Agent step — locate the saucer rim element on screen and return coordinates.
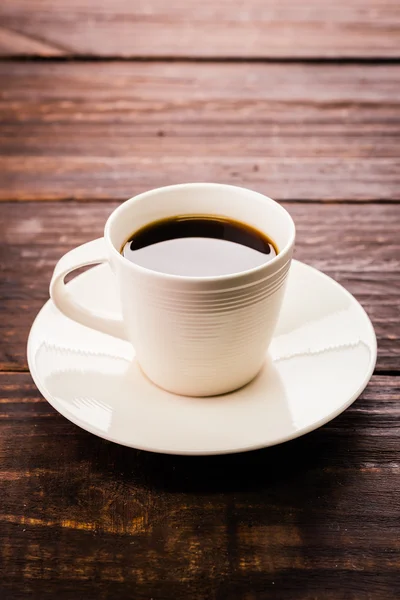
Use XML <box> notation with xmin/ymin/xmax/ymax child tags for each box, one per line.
<box><xmin>27</xmin><ymin>260</ymin><xmax>377</xmax><ymax>456</ymax></box>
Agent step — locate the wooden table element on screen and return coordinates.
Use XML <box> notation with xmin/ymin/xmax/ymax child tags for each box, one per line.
<box><xmin>0</xmin><ymin>2</ymin><xmax>399</xmax><ymax>598</ymax></box>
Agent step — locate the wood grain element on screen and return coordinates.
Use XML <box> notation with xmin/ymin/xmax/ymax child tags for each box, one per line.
<box><xmin>0</xmin><ymin>201</ymin><xmax>399</xmax><ymax>372</ymax></box>
<box><xmin>0</xmin><ymin>61</ymin><xmax>399</xmax><ymax>202</ymax></box>
<box><xmin>0</xmin><ymin>3</ymin><xmax>399</xmax><ymax>597</ymax></box>
<box><xmin>0</xmin><ymin>372</ymin><xmax>399</xmax><ymax>599</ymax></box>
<box><xmin>0</xmin><ymin>0</ymin><xmax>399</xmax><ymax>58</ymax></box>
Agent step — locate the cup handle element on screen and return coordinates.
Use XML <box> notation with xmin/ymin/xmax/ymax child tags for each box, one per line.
<box><xmin>49</xmin><ymin>238</ymin><xmax>127</xmax><ymax>340</ymax></box>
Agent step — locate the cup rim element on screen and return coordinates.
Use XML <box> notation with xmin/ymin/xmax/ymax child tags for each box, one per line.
<box><xmin>104</xmin><ymin>183</ymin><xmax>296</xmax><ymax>283</ymax></box>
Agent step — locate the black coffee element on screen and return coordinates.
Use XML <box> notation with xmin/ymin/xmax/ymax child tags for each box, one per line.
<box><xmin>121</xmin><ymin>215</ymin><xmax>278</xmax><ymax>277</ymax></box>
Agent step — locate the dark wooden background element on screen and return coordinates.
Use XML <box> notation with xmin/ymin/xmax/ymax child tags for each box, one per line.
<box><xmin>0</xmin><ymin>1</ymin><xmax>399</xmax><ymax>598</ymax></box>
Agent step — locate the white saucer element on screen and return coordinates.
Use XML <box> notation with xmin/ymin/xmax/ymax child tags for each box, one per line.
<box><xmin>27</xmin><ymin>260</ymin><xmax>377</xmax><ymax>455</ymax></box>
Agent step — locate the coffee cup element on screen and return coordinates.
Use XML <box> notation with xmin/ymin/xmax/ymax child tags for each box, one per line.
<box><xmin>50</xmin><ymin>183</ymin><xmax>295</xmax><ymax>396</ymax></box>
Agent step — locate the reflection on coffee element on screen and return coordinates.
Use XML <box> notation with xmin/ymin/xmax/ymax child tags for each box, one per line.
<box><xmin>121</xmin><ymin>215</ymin><xmax>278</xmax><ymax>277</ymax></box>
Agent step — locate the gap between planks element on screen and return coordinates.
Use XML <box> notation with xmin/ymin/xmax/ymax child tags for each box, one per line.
<box><xmin>1</xmin><ymin>369</ymin><xmax>399</xmax><ymax>376</ymax></box>
<box><xmin>1</xmin><ymin>199</ymin><xmax>399</xmax><ymax>205</ymax></box>
<box><xmin>1</xmin><ymin>56</ymin><xmax>400</xmax><ymax>64</ymax></box>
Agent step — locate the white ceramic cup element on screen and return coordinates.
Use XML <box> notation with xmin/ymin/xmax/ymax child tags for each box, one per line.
<box><xmin>50</xmin><ymin>183</ymin><xmax>295</xmax><ymax>396</ymax></box>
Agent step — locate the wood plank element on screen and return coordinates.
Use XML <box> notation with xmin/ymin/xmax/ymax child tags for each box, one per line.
<box><xmin>1</xmin><ymin>61</ymin><xmax>399</xmax><ymax>202</ymax></box>
<box><xmin>0</xmin><ymin>372</ymin><xmax>399</xmax><ymax>598</ymax></box>
<box><xmin>0</xmin><ymin>0</ymin><xmax>399</xmax><ymax>58</ymax></box>
<box><xmin>0</xmin><ymin>202</ymin><xmax>399</xmax><ymax>372</ymax></box>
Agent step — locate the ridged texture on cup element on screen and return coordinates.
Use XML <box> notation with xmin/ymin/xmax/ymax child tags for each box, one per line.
<box><xmin>121</xmin><ymin>259</ymin><xmax>291</xmax><ymax>396</ymax></box>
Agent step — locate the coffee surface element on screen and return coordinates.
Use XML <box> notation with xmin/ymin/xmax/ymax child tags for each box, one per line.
<box><xmin>122</xmin><ymin>215</ymin><xmax>277</xmax><ymax>277</ymax></box>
